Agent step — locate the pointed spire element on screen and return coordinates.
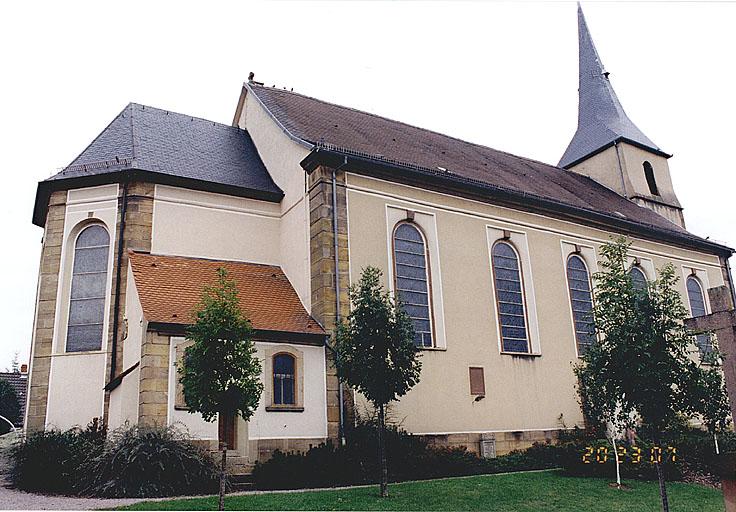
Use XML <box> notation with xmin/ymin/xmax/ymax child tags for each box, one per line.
<box><xmin>559</xmin><ymin>3</ymin><xmax>667</xmax><ymax>168</ymax></box>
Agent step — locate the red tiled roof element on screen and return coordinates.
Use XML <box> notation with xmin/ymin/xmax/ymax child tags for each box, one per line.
<box><xmin>129</xmin><ymin>252</ymin><xmax>325</xmax><ymax>337</ymax></box>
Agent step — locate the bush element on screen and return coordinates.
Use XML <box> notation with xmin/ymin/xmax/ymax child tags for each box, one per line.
<box><xmin>81</xmin><ymin>424</ymin><xmax>219</xmax><ymax>498</ymax></box>
<box><xmin>7</xmin><ymin>422</ymin><xmax>218</xmax><ymax>498</ymax></box>
<box><xmin>252</xmin><ymin>420</ymin><xmax>558</xmax><ymax>490</ymax></box>
<box><xmin>0</xmin><ymin>380</ymin><xmax>20</xmax><ymax>434</ymax></box>
<box><xmin>8</xmin><ymin>419</ymin><xmax>106</xmax><ymax>494</ymax></box>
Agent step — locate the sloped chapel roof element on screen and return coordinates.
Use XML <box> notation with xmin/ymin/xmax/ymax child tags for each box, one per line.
<box><xmin>246</xmin><ymin>83</ymin><xmax>731</xmax><ymax>256</ymax></box>
<box><xmin>33</xmin><ymin>103</ymin><xmax>282</xmax><ymax>226</ymax></box>
<box><xmin>129</xmin><ymin>251</ymin><xmax>326</xmax><ymax>341</ymax></box>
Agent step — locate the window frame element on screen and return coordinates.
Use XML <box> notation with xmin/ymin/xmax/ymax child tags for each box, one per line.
<box><xmin>265</xmin><ymin>347</ymin><xmax>305</xmax><ymax>413</ymax></box>
<box><xmin>65</xmin><ymin>223</ymin><xmax>111</xmax><ymax>353</ymax></box>
<box><xmin>391</xmin><ymin>220</ymin><xmax>436</xmax><ymax>349</ymax></box>
<box><xmin>271</xmin><ymin>352</ymin><xmax>297</xmax><ymax>406</ymax></box>
<box><xmin>565</xmin><ymin>253</ymin><xmax>596</xmax><ymax>358</ymax></box>
<box><xmin>643</xmin><ymin>161</ymin><xmax>660</xmax><ymax>196</ymax></box>
<box><xmin>490</xmin><ymin>239</ymin><xmax>532</xmax><ymax>355</ymax></box>
<box><xmin>685</xmin><ymin>275</ymin><xmax>713</xmax><ymax>358</ymax></box>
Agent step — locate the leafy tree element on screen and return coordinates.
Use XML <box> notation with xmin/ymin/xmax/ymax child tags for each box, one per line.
<box><xmin>575</xmin><ymin>237</ymin><xmax>729</xmax><ymax>512</ymax></box>
<box><xmin>0</xmin><ymin>379</ymin><xmax>20</xmax><ymax>434</ymax></box>
<box><xmin>334</xmin><ymin>266</ymin><xmax>422</xmax><ymax>497</ymax></box>
<box><xmin>179</xmin><ymin>268</ymin><xmax>263</xmax><ymax>510</ymax></box>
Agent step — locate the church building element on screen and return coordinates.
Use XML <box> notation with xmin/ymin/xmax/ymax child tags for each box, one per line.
<box><xmin>24</xmin><ymin>5</ymin><xmax>733</xmax><ymax>464</ymax></box>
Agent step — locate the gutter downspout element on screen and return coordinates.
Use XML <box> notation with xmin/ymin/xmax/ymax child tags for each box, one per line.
<box><xmin>332</xmin><ymin>156</ymin><xmax>348</xmax><ymax>445</ymax></box>
<box><xmin>110</xmin><ymin>180</ymin><xmax>129</xmax><ymax>383</ymax></box>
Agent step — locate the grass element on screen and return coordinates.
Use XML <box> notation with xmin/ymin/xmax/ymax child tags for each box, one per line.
<box><xmin>114</xmin><ymin>470</ymin><xmax>724</xmax><ymax>511</ymax></box>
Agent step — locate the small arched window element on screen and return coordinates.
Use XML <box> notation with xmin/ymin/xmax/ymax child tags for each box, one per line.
<box><xmin>67</xmin><ymin>225</ymin><xmax>110</xmax><ymax>352</ymax></box>
<box><xmin>566</xmin><ymin>255</ymin><xmax>595</xmax><ymax>356</ymax></box>
<box><xmin>393</xmin><ymin>222</ymin><xmax>433</xmax><ymax>347</ymax></box>
<box><xmin>491</xmin><ymin>241</ymin><xmax>529</xmax><ymax>353</ymax></box>
<box><xmin>643</xmin><ymin>161</ymin><xmax>660</xmax><ymax>196</ymax></box>
<box><xmin>630</xmin><ymin>266</ymin><xmax>648</xmax><ymax>293</ymax></box>
<box><xmin>273</xmin><ymin>354</ymin><xmax>296</xmax><ymax>405</ymax></box>
<box><xmin>686</xmin><ymin>276</ymin><xmax>713</xmax><ymax>356</ymax></box>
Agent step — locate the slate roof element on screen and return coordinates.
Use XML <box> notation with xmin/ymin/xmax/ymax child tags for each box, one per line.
<box><xmin>247</xmin><ymin>83</ymin><xmax>729</xmax><ymax>255</ymax></box>
<box><xmin>129</xmin><ymin>252</ymin><xmax>326</xmax><ymax>338</ymax></box>
<box><xmin>0</xmin><ymin>372</ymin><xmax>28</xmax><ymax>427</ymax></box>
<box><xmin>558</xmin><ymin>5</ymin><xmax>668</xmax><ymax>168</ymax></box>
<box><xmin>33</xmin><ymin>103</ymin><xmax>282</xmax><ymax>226</ymax></box>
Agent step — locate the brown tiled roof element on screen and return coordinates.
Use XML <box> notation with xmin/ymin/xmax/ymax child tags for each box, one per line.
<box><xmin>129</xmin><ymin>252</ymin><xmax>325</xmax><ymax>337</ymax></box>
<box><xmin>248</xmin><ymin>83</ymin><xmax>731</xmax><ymax>255</ymax></box>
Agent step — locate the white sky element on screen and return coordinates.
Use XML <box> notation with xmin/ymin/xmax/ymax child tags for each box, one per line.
<box><xmin>0</xmin><ymin>0</ymin><xmax>734</xmax><ymax>369</ymax></box>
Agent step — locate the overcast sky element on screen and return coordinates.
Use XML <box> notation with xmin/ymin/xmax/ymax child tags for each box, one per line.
<box><xmin>1</xmin><ymin>0</ymin><xmax>734</xmax><ymax>369</ymax></box>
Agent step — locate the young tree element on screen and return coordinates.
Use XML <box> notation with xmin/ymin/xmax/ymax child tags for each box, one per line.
<box><xmin>0</xmin><ymin>379</ymin><xmax>20</xmax><ymax>434</ymax></box>
<box><xmin>334</xmin><ymin>266</ymin><xmax>422</xmax><ymax>497</ymax></box>
<box><xmin>179</xmin><ymin>268</ymin><xmax>263</xmax><ymax>511</ymax></box>
<box><xmin>575</xmin><ymin>238</ymin><xmax>729</xmax><ymax>512</ymax></box>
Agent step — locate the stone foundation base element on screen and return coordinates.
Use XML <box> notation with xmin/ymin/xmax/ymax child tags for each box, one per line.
<box><xmin>422</xmin><ymin>429</ymin><xmax>559</xmax><ymax>457</ymax></box>
<box><xmin>250</xmin><ymin>437</ymin><xmax>327</xmax><ymax>462</ymax></box>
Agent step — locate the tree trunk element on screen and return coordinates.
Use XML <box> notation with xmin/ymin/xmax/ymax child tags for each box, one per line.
<box><xmin>217</xmin><ymin>413</ymin><xmax>229</xmax><ymax>512</ymax></box>
<box><xmin>378</xmin><ymin>404</ymin><xmax>388</xmax><ymax>498</ymax></box>
<box><xmin>611</xmin><ymin>436</ymin><xmax>622</xmax><ymax>488</ymax></box>
<box><xmin>654</xmin><ymin>454</ymin><xmax>669</xmax><ymax>512</ymax></box>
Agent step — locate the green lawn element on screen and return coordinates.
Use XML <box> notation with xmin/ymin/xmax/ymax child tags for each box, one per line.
<box><xmin>115</xmin><ymin>470</ymin><xmax>724</xmax><ymax>511</ymax></box>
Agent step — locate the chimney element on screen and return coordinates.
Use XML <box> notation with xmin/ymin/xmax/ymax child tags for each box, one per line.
<box><xmin>20</xmin><ymin>364</ymin><xmax>28</xmax><ymax>374</ymax></box>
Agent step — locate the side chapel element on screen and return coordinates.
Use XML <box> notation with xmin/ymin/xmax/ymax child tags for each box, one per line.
<box><xmin>24</xmin><ymin>5</ymin><xmax>734</xmax><ymax>465</ymax></box>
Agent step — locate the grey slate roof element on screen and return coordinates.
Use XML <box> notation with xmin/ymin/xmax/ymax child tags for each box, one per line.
<box><xmin>34</xmin><ymin>103</ymin><xmax>282</xmax><ymax>225</ymax></box>
<box><xmin>558</xmin><ymin>5</ymin><xmax>668</xmax><ymax>168</ymax></box>
<box><xmin>0</xmin><ymin>372</ymin><xmax>27</xmax><ymax>427</ymax></box>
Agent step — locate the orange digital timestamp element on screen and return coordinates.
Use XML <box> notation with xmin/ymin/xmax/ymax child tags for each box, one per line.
<box><xmin>582</xmin><ymin>446</ymin><xmax>676</xmax><ymax>464</ymax></box>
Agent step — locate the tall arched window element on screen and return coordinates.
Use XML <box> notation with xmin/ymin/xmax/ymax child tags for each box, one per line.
<box><xmin>273</xmin><ymin>353</ymin><xmax>296</xmax><ymax>405</ymax></box>
<box><xmin>643</xmin><ymin>161</ymin><xmax>660</xmax><ymax>196</ymax></box>
<box><xmin>630</xmin><ymin>266</ymin><xmax>647</xmax><ymax>293</ymax></box>
<box><xmin>491</xmin><ymin>241</ymin><xmax>529</xmax><ymax>353</ymax></box>
<box><xmin>686</xmin><ymin>276</ymin><xmax>713</xmax><ymax>357</ymax></box>
<box><xmin>393</xmin><ymin>222</ymin><xmax>433</xmax><ymax>347</ymax></box>
<box><xmin>566</xmin><ymin>255</ymin><xmax>595</xmax><ymax>356</ymax></box>
<box><xmin>67</xmin><ymin>225</ymin><xmax>110</xmax><ymax>352</ymax></box>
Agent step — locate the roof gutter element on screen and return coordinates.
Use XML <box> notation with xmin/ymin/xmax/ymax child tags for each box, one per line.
<box><xmin>300</xmin><ymin>146</ymin><xmax>733</xmax><ymax>258</ymax></box>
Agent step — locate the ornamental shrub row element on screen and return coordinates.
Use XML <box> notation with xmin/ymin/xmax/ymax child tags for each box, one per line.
<box><xmin>252</xmin><ymin>421</ymin><xmax>559</xmax><ymax>490</ymax></box>
<box><xmin>5</xmin><ymin>421</ymin><xmax>218</xmax><ymax>497</ymax></box>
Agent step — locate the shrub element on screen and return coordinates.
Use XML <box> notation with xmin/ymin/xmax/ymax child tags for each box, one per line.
<box><xmin>81</xmin><ymin>424</ymin><xmax>219</xmax><ymax>498</ymax></box>
<box><xmin>252</xmin><ymin>420</ymin><xmax>558</xmax><ymax>490</ymax></box>
<box><xmin>0</xmin><ymin>380</ymin><xmax>20</xmax><ymax>434</ymax></box>
<box><xmin>8</xmin><ymin>419</ymin><xmax>106</xmax><ymax>494</ymax></box>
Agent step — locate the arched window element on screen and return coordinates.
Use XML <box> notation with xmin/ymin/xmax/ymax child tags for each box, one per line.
<box><xmin>566</xmin><ymin>255</ymin><xmax>595</xmax><ymax>356</ymax></box>
<box><xmin>66</xmin><ymin>225</ymin><xmax>110</xmax><ymax>352</ymax></box>
<box><xmin>273</xmin><ymin>353</ymin><xmax>296</xmax><ymax>405</ymax></box>
<box><xmin>630</xmin><ymin>266</ymin><xmax>648</xmax><ymax>293</ymax></box>
<box><xmin>686</xmin><ymin>276</ymin><xmax>713</xmax><ymax>356</ymax></box>
<box><xmin>643</xmin><ymin>161</ymin><xmax>660</xmax><ymax>196</ymax></box>
<box><xmin>491</xmin><ymin>241</ymin><xmax>529</xmax><ymax>353</ymax></box>
<box><xmin>393</xmin><ymin>222</ymin><xmax>433</xmax><ymax>347</ymax></box>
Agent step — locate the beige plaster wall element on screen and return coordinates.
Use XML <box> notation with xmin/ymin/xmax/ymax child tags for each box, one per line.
<box><xmin>108</xmin><ymin>266</ymin><xmax>145</xmax><ymax>430</ymax></box>
<box><xmin>167</xmin><ymin>338</ymin><xmax>327</xmax><ymax>442</ymax></box>
<box><xmin>238</xmin><ymin>89</ymin><xmax>313</xmax><ymax>309</ymax></box>
<box><xmin>151</xmin><ymin>185</ymin><xmax>281</xmax><ymax>265</ymax></box>
<box><xmin>45</xmin><ymin>185</ymin><xmax>118</xmax><ymax>430</ymax></box>
<box><xmin>345</xmin><ymin>172</ymin><xmax>724</xmax><ymax>435</ymax></box>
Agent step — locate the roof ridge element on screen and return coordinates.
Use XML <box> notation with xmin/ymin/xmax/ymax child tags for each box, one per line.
<box><xmin>61</xmin><ymin>103</ymin><xmax>135</xmax><ymax>172</ymax></box>
<box><xmin>131</xmin><ymin>251</ymin><xmax>284</xmax><ymax>271</ymax></box>
<box><xmin>248</xmin><ymin>83</ymin><xmax>567</xmax><ymax>173</ymax></box>
<box><xmin>127</xmin><ymin>102</ymin><xmax>244</xmax><ymax>132</ymax></box>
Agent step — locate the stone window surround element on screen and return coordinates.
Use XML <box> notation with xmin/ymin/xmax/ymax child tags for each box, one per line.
<box><xmin>264</xmin><ymin>345</ymin><xmax>305</xmax><ymax>413</ymax></box>
<box><xmin>486</xmin><ymin>226</ymin><xmax>541</xmax><ymax>355</ymax></box>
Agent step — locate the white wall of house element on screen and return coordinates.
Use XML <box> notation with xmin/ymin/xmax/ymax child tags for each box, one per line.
<box><xmin>108</xmin><ymin>266</ymin><xmax>144</xmax><ymax>431</ymax></box>
<box><xmin>167</xmin><ymin>337</ymin><xmax>327</xmax><ymax>441</ymax></box>
<box><xmin>46</xmin><ymin>184</ymin><xmax>119</xmax><ymax>430</ymax></box>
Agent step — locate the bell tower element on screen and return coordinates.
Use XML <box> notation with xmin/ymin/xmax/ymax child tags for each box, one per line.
<box><xmin>559</xmin><ymin>4</ymin><xmax>685</xmax><ymax>228</ymax></box>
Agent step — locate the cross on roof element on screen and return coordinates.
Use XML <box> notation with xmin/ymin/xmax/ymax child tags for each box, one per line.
<box><xmin>685</xmin><ymin>285</ymin><xmax>736</xmax><ymax>420</ymax></box>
